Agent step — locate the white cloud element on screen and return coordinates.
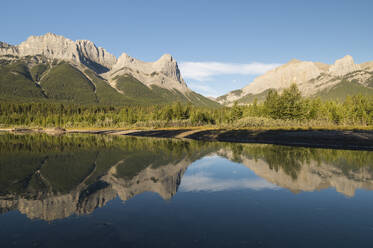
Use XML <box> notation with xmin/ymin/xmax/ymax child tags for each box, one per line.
<box><xmin>188</xmin><ymin>83</ymin><xmax>219</xmax><ymax>96</ymax></box>
<box><xmin>179</xmin><ymin>61</ymin><xmax>281</xmax><ymax>81</ymax></box>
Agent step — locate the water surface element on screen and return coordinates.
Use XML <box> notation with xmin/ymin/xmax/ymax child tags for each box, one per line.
<box><xmin>0</xmin><ymin>133</ymin><xmax>372</xmax><ymax>248</ymax></box>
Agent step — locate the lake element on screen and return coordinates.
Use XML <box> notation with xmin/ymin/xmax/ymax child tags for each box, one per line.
<box><xmin>0</xmin><ymin>133</ymin><xmax>372</xmax><ymax>248</ymax></box>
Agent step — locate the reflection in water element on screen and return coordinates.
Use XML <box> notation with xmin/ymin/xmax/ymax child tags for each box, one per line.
<box><xmin>0</xmin><ymin>133</ymin><xmax>372</xmax><ymax>221</ymax></box>
<box><xmin>180</xmin><ymin>155</ymin><xmax>279</xmax><ymax>192</ymax></box>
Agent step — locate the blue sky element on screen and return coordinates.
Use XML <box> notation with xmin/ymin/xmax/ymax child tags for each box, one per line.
<box><xmin>2</xmin><ymin>0</ymin><xmax>373</xmax><ymax>97</ymax></box>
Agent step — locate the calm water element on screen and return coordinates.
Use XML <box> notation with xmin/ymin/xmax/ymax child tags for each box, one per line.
<box><xmin>0</xmin><ymin>133</ymin><xmax>373</xmax><ymax>248</ymax></box>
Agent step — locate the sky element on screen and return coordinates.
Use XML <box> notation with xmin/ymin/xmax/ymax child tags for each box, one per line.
<box><xmin>1</xmin><ymin>0</ymin><xmax>373</xmax><ymax>97</ymax></box>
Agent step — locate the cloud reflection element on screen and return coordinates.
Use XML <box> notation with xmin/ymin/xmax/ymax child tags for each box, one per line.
<box><xmin>180</xmin><ymin>172</ymin><xmax>279</xmax><ymax>192</ymax></box>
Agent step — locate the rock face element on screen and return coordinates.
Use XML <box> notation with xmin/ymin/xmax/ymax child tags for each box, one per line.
<box><xmin>243</xmin><ymin>59</ymin><xmax>326</xmax><ymax>95</ymax></box>
<box><xmin>328</xmin><ymin>55</ymin><xmax>360</xmax><ymax>76</ymax></box>
<box><xmin>107</xmin><ymin>52</ymin><xmax>189</xmax><ymax>93</ymax></box>
<box><xmin>0</xmin><ymin>33</ymin><xmax>117</xmax><ymax>72</ymax></box>
<box><xmin>218</xmin><ymin>55</ymin><xmax>373</xmax><ymax>105</ymax></box>
<box><xmin>360</xmin><ymin>61</ymin><xmax>373</xmax><ymax>72</ymax></box>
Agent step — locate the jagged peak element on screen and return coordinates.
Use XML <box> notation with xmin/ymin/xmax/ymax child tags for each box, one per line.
<box><xmin>76</xmin><ymin>39</ymin><xmax>95</xmax><ymax>45</ymax></box>
<box><xmin>328</xmin><ymin>54</ymin><xmax>360</xmax><ymax>76</ymax></box>
<box><xmin>333</xmin><ymin>54</ymin><xmax>354</xmax><ymax>64</ymax></box>
<box><xmin>157</xmin><ymin>53</ymin><xmax>174</xmax><ymax>62</ymax></box>
<box><xmin>117</xmin><ymin>52</ymin><xmax>134</xmax><ymax>62</ymax></box>
<box><xmin>109</xmin><ymin>51</ymin><xmax>187</xmax><ymax>93</ymax></box>
<box><xmin>116</xmin><ymin>53</ymin><xmax>175</xmax><ymax>65</ymax></box>
<box><xmin>24</xmin><ymin>32</ymin><xmax>73</xmax><ymax>43</ymax></box>
<box><xmin>75</xmin><ymin>39</ymin><xmax>106</xmax><ymax>51</ymax></box>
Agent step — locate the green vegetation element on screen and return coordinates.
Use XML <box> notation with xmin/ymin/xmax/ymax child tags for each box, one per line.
<box><xmin>242</xmin><ymin>84</ymin><xmax>373</xmax><ymax>126</ymax></box>
<box><xmin>30</xmin><ymin>63</ymin><xmax>49</xmax><ymax>82</ymax></box>
<box><xmin>113</xmin><ymin>74</ymin><xmax>219</xmax><ymax>107</ymax></box>
<box><xmin>0</xmin><ymin>60</ymin><xmax>45</xmax><ymax>99</ymax></box>
<box><xmin>40</xmin><ymin>62</ymin><xmax>98</xmax><ymax>104</ymax></box>
<box><xmin>315</xmin><ymin>80</ymin><xmax>373</xmax><ymax>100</ymax></box>
<box><xmin>115</xmin><ymin>74</ymin><xmax>158</xmax><ymax>100</ymax></box>
<box><xmin>0</xmin><ymin>84</ymin><xmax>372</xmax><ymax>128</ymax></box>
<box><xmin>237</xmin><ymin>89</ymin><xmax>271</xmax><ymax>105</ymax></box>
<box><xmin>84</xmin><ymin>70</ymin><xmax>133</xmax><ymax>105</ymax></box>
<box><xmin>228</xmin><ymin>143</ymin><xmax>373</xmax><ymax>180</ymax></box>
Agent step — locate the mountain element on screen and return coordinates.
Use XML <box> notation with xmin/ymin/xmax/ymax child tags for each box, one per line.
<box><xmin>218</xmin><ymin>55</ymin><xmax>373</xmax><ymax>105</ymax></box>
<box><xmin>0</xmin><ymin>33</ymin><xmax>219</xmax><ymax>107</ymax></box>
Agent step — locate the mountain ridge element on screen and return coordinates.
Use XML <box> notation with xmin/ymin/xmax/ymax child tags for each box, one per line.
<box><xmin>218</xmin><ymin>55</ymin><xmax>373</xmax><ymax>105</ymax></box>
<box><xmin>0</xmin><ymin>33</ymin><xmax>218</xmax><ymax>107</ymax></box>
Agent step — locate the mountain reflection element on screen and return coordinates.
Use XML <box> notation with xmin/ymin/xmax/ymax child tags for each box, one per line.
<box><xmin>0</xmin><ymin>133</ymin><xmax>372</xmax><ymax>221</ymax></box>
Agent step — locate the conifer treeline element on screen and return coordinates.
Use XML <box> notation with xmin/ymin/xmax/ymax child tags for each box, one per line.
<box><xmin>0</xmin><ymin>85</ymin><xmax>372</xmax><ymax>128</ymax></box>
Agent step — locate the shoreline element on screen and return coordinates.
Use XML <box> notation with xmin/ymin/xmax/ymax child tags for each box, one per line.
<box><xmin>1</xmin><ymin>127</ymin><xmax>373</xmax><ymax>151</ymax></box>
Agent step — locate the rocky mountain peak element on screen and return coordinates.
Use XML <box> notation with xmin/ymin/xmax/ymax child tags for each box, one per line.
<box><xmin>115</xmin><ymin>52</ymin><xmax>136</xmax><ymax>66</ymax></box>
<box><xmin>110</xmin><ymin>52</ymin><xmax>188</xmax><ymax>92</ymax></box>
<box><xmin>241</xmin><ymin>59</ymin><xmax>322</xmax><ymax>95</ymax></box>
<box><xmin>154</xmin><ymin>54</ymin><xmax>182</xmax><ymax>80</ymax></box>
<box><xmin>75</xmin><ymin>39</ymin><xmax>117</xmax><ymax>71</ymax></box>
<box><xmin>0</xmin><ymin>33</ymin><xmax>116</xmax><ymax>72</ymax></box>
<box><xmin>328</xmin><ymin>55</ymin><xmax>360</xmax><ymax>76</ymax></box>
<box><xmin>158</xmin><ymin>53</ymin><xmax>173</xmax><ymax>62</ymax></box>
<box><xmin>17</xmin><ymin>33</ymin><xmax>78</xmax><ymax>62</ymax></box>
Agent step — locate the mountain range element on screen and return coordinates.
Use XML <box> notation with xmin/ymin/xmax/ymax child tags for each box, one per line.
<box><xmin>0</xmin><ymin>33</ymin><xmax>218</xmax><ymax>107</ymax></box>
<box><xmin>217</xmin><ymin>55</ymin><xmax>373</xmax><ymax>105</ymax></box>
<box><xmin>1</xmin><ymin>33</ymin><xmax>373</xmax><ymax>107</ymax></box>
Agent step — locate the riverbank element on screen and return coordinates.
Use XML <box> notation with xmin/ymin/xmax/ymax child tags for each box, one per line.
<box><xmin>121</xmin><ymin>129</ymin><xmax>373</xmax><ymax>150</ymax></box>
<box><xmin>1</xmin><ymin>127</ymin><xmax>373</xmax><ymax>150</ymax></box>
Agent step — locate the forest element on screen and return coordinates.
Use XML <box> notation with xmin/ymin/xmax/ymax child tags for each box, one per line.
<box><xmin>0</xmin><ymin>84</ymin><xmax>372</xmax><ymax>129</ymax></box>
